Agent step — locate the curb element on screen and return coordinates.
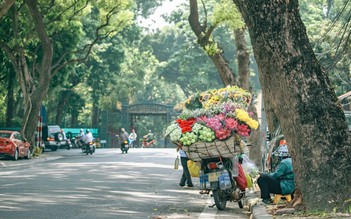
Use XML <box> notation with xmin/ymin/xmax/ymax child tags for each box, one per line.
<box><xmin>245</xmin><ymin>192</ymin><xmax>273</xmax><ymax>219</ymax></box>
<box><xmin>0</xmin><ymin>155</ymin><xmax>62</xmax><ymax>168</ymax></box>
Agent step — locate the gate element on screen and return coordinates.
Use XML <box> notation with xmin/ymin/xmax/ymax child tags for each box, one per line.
<box><xmin>100</xmin><ymin>103</ymin><xmax>178</xmax><ymax>148</ymax></box>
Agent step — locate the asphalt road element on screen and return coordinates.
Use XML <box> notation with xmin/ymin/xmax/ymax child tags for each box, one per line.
<box><xmin>0</xmin><ymin>148</ymin><xmax>249</xmax><ymax>219</ymax></box>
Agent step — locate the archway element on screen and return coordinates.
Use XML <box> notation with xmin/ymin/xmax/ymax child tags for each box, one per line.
<box><xmin>121</xmin><ymin>103</ymin><xmax>176</xmax><ymax>147</ymax></box>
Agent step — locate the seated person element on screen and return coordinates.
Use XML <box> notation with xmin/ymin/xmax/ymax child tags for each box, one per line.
<box><xmin>257</xmin><ymin>143</ymin><xmax>294</xmax><ymax>204</ymax></box>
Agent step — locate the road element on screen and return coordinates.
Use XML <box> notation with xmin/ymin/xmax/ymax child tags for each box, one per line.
<box><xmin>0</xmin><ymin>148</ymin><xmax>249</xmax><ymax>219</ymax></box>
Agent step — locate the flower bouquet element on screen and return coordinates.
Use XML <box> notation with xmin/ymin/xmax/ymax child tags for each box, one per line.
<box><xmin>164</xmin><ymin>86</ymin><xmax>259</xmax><ymax>161</ymax></box>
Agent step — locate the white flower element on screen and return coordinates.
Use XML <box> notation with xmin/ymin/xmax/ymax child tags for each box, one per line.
<box><xmin>192</xmin><ymin>123</ymin><xmax>205</xmax><ymax>134</ymax></box>
<box><xmin>170</xmin><ymin>128</ymin><xmax>182</xmax><ymax>142</ymax></box>
<box><xmin>164</xmin><ymin>123</ymin><xmax>179</xmax><ymax>137</ymax></box>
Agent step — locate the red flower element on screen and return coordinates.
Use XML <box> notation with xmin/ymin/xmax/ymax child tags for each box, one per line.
<box><xmin>215</xmin><ymin>128</ymin><xmax>231</xmax><ymax>140</ymax></box>
<box><xmin>236</xmin><ymin>124</ymin><xmax>251</xmax><ymax>136</ymax></box>
<box><xmin>177</xmin><ymin>118</ymin><xmax>196</xmax><ymax>133</ymax></box>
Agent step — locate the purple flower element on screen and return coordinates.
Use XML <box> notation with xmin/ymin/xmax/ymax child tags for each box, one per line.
<box><xmin>205</xmin><ymin>117</ymin><xmax>223</xmax><ymax>131</ymax></box>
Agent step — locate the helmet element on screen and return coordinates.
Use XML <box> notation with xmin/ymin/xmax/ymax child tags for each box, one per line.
<box><xmin>80</xmin><ymin>129</ymin><xmax>83</xmax><ymax>132</ymax></box>
<box><xmin>277</xmin><ymin>145</ymin><xmax>290</xmax><ymax>157</ymax></box>
<box><xmin>279</xmin><ymin>140</ymin><xmax>287</xmax><ymax>146</ymax></box>
<box><xmin>86</xmin><ymin>129</ymin><xmax>90</xmax><ymax>133</ymax></box>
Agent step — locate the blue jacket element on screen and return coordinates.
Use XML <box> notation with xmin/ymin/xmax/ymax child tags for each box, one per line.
<box><xmin>271</xmin><ymin>158</ymin><xmax>295</xmax><ymax>195</ymax></box>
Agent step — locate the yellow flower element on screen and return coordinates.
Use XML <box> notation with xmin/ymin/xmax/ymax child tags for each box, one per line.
<box><xmin>235</xmin><ymin>109</ymin><xmax>259</xmax><ymax>130</ymax></box>
<box><xmin>235</xmin><ymin>109</ymin><xmax>250</xmax><ymax>122</ymax></box>
<box><xmin>247</xmin><ymin>119</ymin><xmax>259</xmax><ymax>130</ymax></box>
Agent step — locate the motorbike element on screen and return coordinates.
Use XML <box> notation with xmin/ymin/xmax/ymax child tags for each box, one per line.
<box><xmin>121</xmin><ymin>140</ymin><xmax>129</xmax><ymax>153</ymax></box>
<box><xmin>199</xmin><ymin>157</ymin><xmax>246</xmax><ymax>210</ymax></box>
<box><xmin>82</xmin><ymin>140</ymin><xmax>96</xmax><ymax>155</ymax></box>
<box><xmin>72</xmin><ymin>136</ymin><xmax>84</xmax><ymax>149</ymax></box>
<box><xmin>142</xmin><ymin>137</ymin><xmax>155</xmax><ymax>148</ymax></box>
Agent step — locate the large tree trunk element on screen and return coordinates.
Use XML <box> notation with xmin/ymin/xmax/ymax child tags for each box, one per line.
<box><xmin>233</xmin><ymin>0</ymin><xmax>351</xmax><ymax>212</ymax></box>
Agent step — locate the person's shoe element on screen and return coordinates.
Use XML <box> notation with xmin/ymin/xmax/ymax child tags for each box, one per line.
<box><xmin>182</xmin><ymin>185</ymin><xmax>194</xmax><ymax>189</ymax></box>
<box><xmin>262</xmin><ymin>199</ymin><xmax>274</xmax><ymax>205</ymax></box>
<box><xmin>179</xmin><ymin>183</ymin><xmax>185</xmax><ymax>187</ymax></box>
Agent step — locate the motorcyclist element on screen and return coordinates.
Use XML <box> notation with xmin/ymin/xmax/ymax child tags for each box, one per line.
<box><xmin>142</xmin><ymin>130</ymin><xmax>155</xmax><ymax>147</ymax></box>
<box><xmin>82</xmin><ymin>129</ymin><xmax>94</xmax><ymax>144</ymax></box>
<box><xmin>76</xmin><ymin>129</ymin><xmax>85</xmax><ymax>148</ymax></box>
<box><xmin>119</xmin><ymin>128</ymin><xmax>129</xmax><ymax>149</ymax></box>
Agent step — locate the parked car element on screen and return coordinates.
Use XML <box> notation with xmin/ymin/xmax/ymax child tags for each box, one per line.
<box><xmin>0</xmin><ymin>130</ymin><xmax>31</xmax><ymax>160</ymax></box>
<box><xmin>42</xmin><ymin>125</ymin><xmax>64</xmax><ymax>151</ymax></box>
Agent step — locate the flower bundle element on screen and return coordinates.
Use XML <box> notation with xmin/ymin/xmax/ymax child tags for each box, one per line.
<box><xmin>164</xmin><ymin>86</ymin><xmax>259</xmax><ymax>146</ymax></box>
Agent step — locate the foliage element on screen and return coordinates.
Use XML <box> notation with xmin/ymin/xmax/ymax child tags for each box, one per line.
<box><xmin>211</xmin><ymin>0</ymin><xmax>244</xmax><ymax>29</ymax></box>
<box><xmin>204</xmin><ymin>42</ymin><xmax>221</xmax><ymax>56</ymax></box>
<box><xmin>300</xmin><ymin>0</ymin><xmax>351</xmax><ymax>94</ymax></box>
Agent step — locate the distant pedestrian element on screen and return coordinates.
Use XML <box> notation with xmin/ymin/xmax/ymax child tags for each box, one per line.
<box><xmin>129</xmin><ymin>129</ymin><xmax>137</xmax><ymax>148</ymax></box>
<box><xmin>177</xmin><ymin>145</ymin><xmax>193</xmax><ymax>188</ymax></box>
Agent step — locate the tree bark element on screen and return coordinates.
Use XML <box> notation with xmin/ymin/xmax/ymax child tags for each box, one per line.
<box><xmin>188</xmin><ymin>0</ymin><xmax>236</xmax><ymax>86</ymax></box>
<box><xmin>233</xmin><ymin>0</ymin><xmax>351</xmax><ymax>212</ymax></box>
<box><xmin>0</xmin><ymin>0</ymin><xmax>15</xmax><ymax>19</ymax></box>
<box><xmin>92</xmin><ymin>103</ymin><xmax>99</xmax><ymax>127</ymax></box>
<box><xmin>234</xmin><ymin>28</ymin><xmax>250</xmax><ymax>91</ymax></box>
<box><xmin>56</xmin><ymin>91</ymin><xmax>70</xmax><ymax>126</ymax></box>
<box><xmin>5</xmin><ymin>71</ymin><xmax>15</xmax><ymax>127</ymax></box>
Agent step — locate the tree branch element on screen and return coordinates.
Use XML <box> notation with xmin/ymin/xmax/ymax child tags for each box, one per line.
<box><xmin>51</xmin><ymin>5</ymin><xmax>123</xmax><ymax>75</ymax></box>
<box><xmin>0</xmin><ymin>0</ymin><xmax>16</xmax><ymax>19</ymax></box>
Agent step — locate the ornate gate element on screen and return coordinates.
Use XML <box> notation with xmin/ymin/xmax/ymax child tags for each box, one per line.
<box><xmin>121</xmin><ymin>103</ymin><xmax>176</xmax><ymax>147</ymax></box>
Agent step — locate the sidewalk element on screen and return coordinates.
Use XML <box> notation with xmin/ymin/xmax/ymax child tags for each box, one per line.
<box><xmin>245</xmin><ymin>190</ymin><xmax>273</xmax><ymax>219</ymax></box>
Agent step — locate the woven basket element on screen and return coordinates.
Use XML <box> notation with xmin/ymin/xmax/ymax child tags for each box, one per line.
<box><xmin>180</xmin><ymin>135</ymin><xmax>242</xmax><ymax>161</ymax></box>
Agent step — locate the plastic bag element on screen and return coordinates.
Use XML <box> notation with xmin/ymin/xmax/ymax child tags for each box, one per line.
<box><xmin>245</xmin><ymin>173</ymin><xmax>253</xmax><ymax>189</ymax></box>
<box><xmin>187</xmin><ymin>160</ymin><xmax>201</xmax><ymax>177</ymax></box>
<box><xmin>174</xmin><ymin>156</ymin><xmax>179</xmax><ymax>170</ymax></box>
<box><xmin>241</xmin><ymin>154</ymin><xmax>259</xmax><ymax>178</ymax></box>
<box><xmin>234</xmin><ymin>163</ymin><xmax>247</xmax><ymax>191</ymax></box>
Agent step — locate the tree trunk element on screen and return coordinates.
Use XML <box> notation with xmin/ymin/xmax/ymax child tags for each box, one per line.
<box><xmin>19</xmin><ymin>0</ymin><xmax>53</xmax><ymax>146</ymax></box>
<box><xmin>92</xmin><ymin>103</ymin><xmax>99</xmax><ymax>127</ymax></box>
<box><xmin>234</xmin><ymin>28</ymin><xmax>250</xmax><ymax>91</ymax></box>
<box><xmin>0</xmin><ymin>0</ymin><xmax>15</xmax><ymax>19</ymax></box>
<box><xmin>188</xmin><ymin>0</ymin><xmax>236</xmax><ymax>86</ymax></box>
<box><xmin>233</xmin><ymin>0</ymin><xmax>351</xmax><ymax>212</ymax></box>
<box><xmin>234</xmin><ymin>28</ymin><xmax>262</xmax><ymax>166</ymax></box>
<box><xmin>71</xmin><ymin>111</ymin><xmax>79</xmax><ymax>127</ymax></box>
<box><xmin>56</xmin><ymin>90</ymin><xmax>70</xmax><ymax>126</ymax></box>
<box><xmin>5</xmin><ymin>71</ymin><xmax>15</xmax><ymax>127</ymax></box>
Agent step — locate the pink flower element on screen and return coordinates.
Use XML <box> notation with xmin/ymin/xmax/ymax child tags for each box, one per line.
<box><xmin>214</xmin><ymin>113</ymin><xmax>226</xmax><ymax>121</ymax></box>
<box><xmin>196</xmin><ymin>116</ymin><xmax>208</xmax><ymax>123</ymax></box>
<box><xmin>205</xmin><ymin>117</ymin><xmax>223</xmax><ymax>131</ymax></box>
<box><xmin>225</xmin><ymin>118</ymin><xmax>238</xmax><ymax>130</ymax></box>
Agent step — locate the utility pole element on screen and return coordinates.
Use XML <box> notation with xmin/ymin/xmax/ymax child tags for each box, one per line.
<box><xmin>260</xmin><ymin>93</ymin><xmax>268</xmax><ymax>172</ymax></box>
